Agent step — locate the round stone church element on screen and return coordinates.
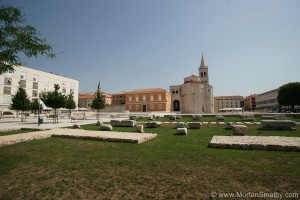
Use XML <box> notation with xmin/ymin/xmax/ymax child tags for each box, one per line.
<box><xmin>169</xmin><ymin>54</ymin><xmax>214</xmax><ymax>113</ymax></box>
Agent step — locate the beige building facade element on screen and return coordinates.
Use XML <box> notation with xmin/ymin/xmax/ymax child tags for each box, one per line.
<box><xmin>170</xmin><ymin>54</ymin><xmax>214</xmax><ymax>113</ymax></box>
<box><xmin>256</xmin><ymin>89</ymin><xmax>279</xmax><ymax>112</ymax></box>
<box><xmin>125</xmin><ymin>88</ymin><xmax>171</xmax><ymax>112</ymax></box>
<box><xmin>244</xmin><ymin>94</ymin><xmax>257</xmax><ymax>111</ymax></box>
<box><xmin>78</xmin><ymin>92</ymin><xmax>112</xmax><ymax>110</ymax></box>
<box><xmin>0</xmin><ymin>66</ymin><xmax>79</xmax><ymax>112</ymax></box>
<box><xmin>214</xmin><ymin>95</ymin><xmax>244</xmax><ymax>112</ymax></box>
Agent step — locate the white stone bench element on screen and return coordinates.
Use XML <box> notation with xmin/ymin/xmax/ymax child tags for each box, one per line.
<box><xmin>71</xmin><ymin>115</ymin><xmax>87</xmax><ymax>122</ymax></box>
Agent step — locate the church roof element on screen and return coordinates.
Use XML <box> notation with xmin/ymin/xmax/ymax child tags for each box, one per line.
<box><xmin>200</xmin><ymin>53</ymin><xmax>207</xmax><ymax>68</ymax></box>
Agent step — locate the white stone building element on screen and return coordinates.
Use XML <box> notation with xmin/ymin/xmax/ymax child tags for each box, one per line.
<box><xmin>0</xmin><ymin>66</ymin><xmax>79</xmax><ymax>112</ymax></box>
<box><xmin>214</xmin><ymin>95</ymin><xmax>244</xmax><ymax>112</ymax></box>
<box><xmin>169</xmin><ymin>54</ymin><xmax>214</xmax><ymax>113</ymax></box>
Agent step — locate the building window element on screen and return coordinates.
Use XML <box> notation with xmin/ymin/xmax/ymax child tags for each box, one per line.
<box><xmin>135</xmin><ymin>96</ymin><xmax>139</xmax><ymax>102</ymax></box>
<box><xmin>158</xmin><ymin>94</ymin><xmax>162</xmax><ymax>101</ymax></box>
<box><xmin>20</xmin><ymin>72</ymin><xmax>27</xmax><ymax>79</ymax></box>
<box><xmin>135</xmin><ymin>104</ymin><xmax>139</xmax><ymax>110</ymax></box>
<box><xmin>32</xmin><ymin>90</ymin><xmax>38</xmax><ymax>97</ymax></box>
<box><xmin>158</xmin><ymin>104</ymin><xmax>162</xmax><ymax>110</ymax></box>
<box><xmin>150</xmin><ymin>95</ymin><xmax>154</xmax><ymax>101</ymax></box>
<box><xmin>4</xmin><ymin>77</ymin><xmax>12</xmax><ymax>86</ymax></box>
<box><xmin>150</xmin><ymin>104</ymin><xmax>154</xmax><ymax>110</ymax></box>
<box><xmin>44</xmin><ymin>85</ymin><xmax>49</xmax><ymax>92</ymax></box>
<box><xmin>20</xmin><ymin>80</ymin><xmax>26</xmax><ymax>88</ymax></box>
<box><xmin>33</xmin><ymin>75</ymin><xmax>39</xmax><ymax>82</ymax></box>
<box><xmin>129</xmin><ymin>96</ymin><xmax>132</xmax><ymax>102</ymax></box>
<box><xmin>33</xmin><ymin>82</ymin><xmax>38</xmax><ymax>89</ymax></box>
<box><xmin>129</xmin><ymin>105</ymin><xmax>132</xmax><ymax>111</ymax></box>
<box><xmin>142</xmin><ymin>95</ymin><xmax>146</xmax><ymax>101</ymax></box>
<box><xmin>3</xmin><ymin>86</ymin><xmax>11</xmax><ymax>95</ymax></box>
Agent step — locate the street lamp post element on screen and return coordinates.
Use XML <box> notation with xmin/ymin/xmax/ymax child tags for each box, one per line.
<box><xmin>38</xmin><ymin>94</ymin><xmax>41</xmax><ymax>126</ymax></box>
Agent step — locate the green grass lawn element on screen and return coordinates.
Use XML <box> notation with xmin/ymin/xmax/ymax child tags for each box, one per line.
<box><xmin>0</xmin><ymin>125</ymin><xmax>299</xmax><ymax>199</ymax></box>
<box><xmin>135</xmin><ymin>115</ymin><xmax>300</xmax><ymax>123</ymax></box>
<box><xmin>0</xmin><ymin>129</ymin><xmax>39</xmax><ymax>137</ymax></box>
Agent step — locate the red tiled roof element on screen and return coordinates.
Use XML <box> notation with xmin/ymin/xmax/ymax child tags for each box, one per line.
<box><xmin>79</xmin><ymin>93</ymin><xmax>95</xmax><ymax>99</ymax></box>
<box><xmin>111</xmin><ymin>91</ymin><xmax>126</xmax><ymax>95</ymax></box>
<box><xmin>214</xmin><ymin>95</ymin><xmax>243</xmax><ymax>98</ymax></box>
<box><xmin>79</xmin><ymin>92</ymin><xmax>111</xmax><ymax>99</ymax></box>
<box><xmin>127</xmin><ymin>88</ymin><xmax>166</xmax><ymax>93</ymax></box>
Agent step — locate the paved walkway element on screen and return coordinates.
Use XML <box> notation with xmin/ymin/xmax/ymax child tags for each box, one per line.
<box><xmin>209</xmin><ymin>136</ymin><xmax>300</xmax><ymax>152</ymax></box>
<box><xmin>0</xmin><ymin>116</ymin><xmax>113</xmax><ymax>131</ymax></box>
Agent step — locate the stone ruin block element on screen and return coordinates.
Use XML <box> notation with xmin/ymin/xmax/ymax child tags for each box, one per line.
<box><xmin>73</xmin><ymin>124</ymin><xmax>81</xmax><ymax>129</ymax></box>
<box><xmin>232</xmin><ymin>125</ymin><xmax>247</xmax><ymax>136</ymax></box>
<box><xmin>176</xmin><ymin>122</ymin><xmax>187</xmax><ymax>128</ymax></box>
<box><xmin>187</xmin><ymin>122</ymin><xmax>201</xmax><ymax>129</ymax></box>
<box><xmin>121</xmin><ymin>120</ymin><xmax>136</xmax><ymax>127</ymax></box>
<box><xmin>135</xmin><ymin>125</ymin><xmax>144</xmax><ymax>133</ymax></box>
<box><xmin>169</xmin><ymin>115</ymin><xmax>176</xmax><ymax>120</ymax></box>
<box><xmin>192</xmin><ymin>115</ymin><xmax>202</xmax><ymax>120</ymax></box>
<box><xmin>100</xmin><ymin>124</ymin><xmax>113</xmax><ymax>131</ymax></box>
<box><xmin>176</xmin><ymin>128</ymin><xmax>187</xmax><ymax>135</ymax></box>
<box><xmin>146</xmin><ymin>121</ymin><xmax>162</xmax><ymax>128</ymax></box>
<box><xmin>260</xmin><ymin>120</ymin><xmax>296</xmax><ymax>130</ymax></box>
<box><xmin>225</xmin><ymin>122</ymin><xmax>234</xmax><ymax>130</ymax></box>
<box><xmin>110</xmin><ymin>119</ymin><xmax>122</xmax><ymax>126</ymax></box>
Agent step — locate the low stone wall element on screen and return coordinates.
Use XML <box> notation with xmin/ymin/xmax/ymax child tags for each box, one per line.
<box><xmin>110</xmin><ymin>120</ymin><xmax>136</xmax><ymax>127</ymax></box>
<box><xmin>146</xmin><ymin>121</ymin><xmax>162</xmax><ymax>128</ymax></box>
<box><xmin>260</xmin><ymin>120</ymin><xmax>296</xmax><ymax>130</ymax></box>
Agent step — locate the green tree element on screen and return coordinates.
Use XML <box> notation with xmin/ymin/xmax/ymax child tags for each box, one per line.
<box><xmin>278</xmin><ymin>82</ymin><xmax>300</xmax><ymax>112</ymax></box>
<box><xmin>30</xmin><ymin>98</ymin><xmax>43</xmax><ymax>118</ymax></box>
<box><xmin>0</xmin><ymin>5</ymin><xmax>55</xmax><ymax>74</ymax></box>
<box><xmin>65</xmin><ymin>93</ymin><xmax>76</xmax><ymax>119</ymax></box>
<box><xmin>10</xmin><ymin>86</ymin><xmax>30</xmax><ymax>122</ymax></box>
<box><xmin>91</xmin><ymin>91</ymin><xmax>105</xmax><ymax>121</ymax></box>
<box><xmin>40</xmin><ymin>84</ymin><xmax>66</xmax><ymax>123</ymax></box>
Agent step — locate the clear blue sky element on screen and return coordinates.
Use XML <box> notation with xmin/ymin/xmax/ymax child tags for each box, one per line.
<box><xmin>4</xmin><ymin>0</ymin><xmax>300</xmax><ymax>96</ymax></box>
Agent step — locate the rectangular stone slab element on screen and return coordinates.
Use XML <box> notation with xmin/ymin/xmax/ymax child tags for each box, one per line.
<box><xmin>51</xmin><ymin>129</ymin><xmax>157</xmax><ymax>144</ymax></box>
<box><xmin>209</xmin><ymin>136</ymin><xmax>300</xmax><ymax>152</ymax></box>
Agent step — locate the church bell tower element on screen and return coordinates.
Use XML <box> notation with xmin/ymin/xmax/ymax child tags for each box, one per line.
<box><xmin>199</xmin><ymin>53</ymin><xmax>209</xmax><ymax>84</ymax></box>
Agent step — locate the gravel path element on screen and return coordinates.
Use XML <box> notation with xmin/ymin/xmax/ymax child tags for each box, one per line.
<box><xmin>0</xmin><ymin>129</ymin><xmax>157</xmax><ymax>147</ymax></box>
<box><xmin>209</xmin><ymin>136</ymin><xmax>300</xmax><ymax>151</ymax></box>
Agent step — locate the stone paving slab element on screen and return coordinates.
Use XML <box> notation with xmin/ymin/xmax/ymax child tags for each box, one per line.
<box><xmin>51</xmin><ymin>129</ymin><xmax>157</xmax><ymax>144</ymax></box>
<box><xmin>218</xmin><ymin>122</ymin><xmax>225</xmax><ymax>125</ymax></box>
<box><xmin>210</xmin><ymin>122</ymin><xmax>217</xmax><ymax>125</ymax></box>
<box><xmin>0</xmin><ymin>129</ymin><xmax>157</xmax><ymax>147</ymax></box>
<box><xmin>209</xmin><ymin>136</ymin><xmax>300</xmax><ymax>152</ymax></box>
<box><xmin>244</xmin><ymin>122</ymin><xmax>253</xmax><ymax>125</ymax></box>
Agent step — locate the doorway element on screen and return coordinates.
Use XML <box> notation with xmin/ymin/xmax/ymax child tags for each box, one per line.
<box><xmin>173</xmin><ymin>100</ymin><xmax>180</xmax><ymax>111</ymax></box>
